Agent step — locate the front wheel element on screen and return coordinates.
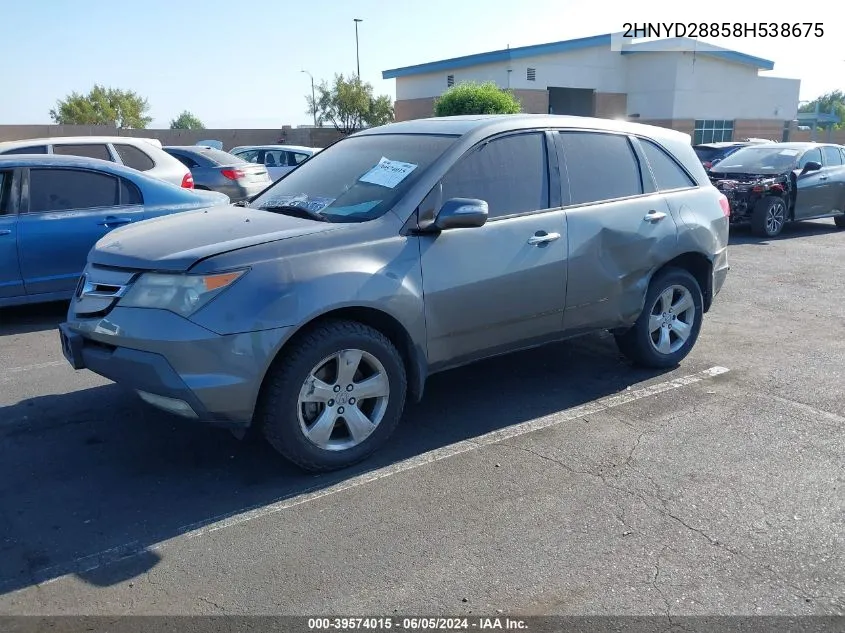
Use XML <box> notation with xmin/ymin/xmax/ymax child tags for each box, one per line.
<box><xmin>751</xmin><ymin>196</ymin><xmax>787</xmax><ymax>237</ymax></box>
<box><xmin>258</xmin><ymin>320</ymin><xmax>407</xmax><ymax>472</ymax></box>
<box><xmin>615</xmin><ymin>268</ymin><xmax>704</xmax><ymax>369</ymax></box>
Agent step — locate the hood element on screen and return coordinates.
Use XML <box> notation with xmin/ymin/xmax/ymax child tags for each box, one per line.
<box><xmin>89</xmin><ymin>205</ymin><xmax>336</xmax><ymax>271</ymax></box>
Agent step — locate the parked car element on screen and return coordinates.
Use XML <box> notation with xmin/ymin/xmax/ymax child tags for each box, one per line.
<box><xmin>0</xmin><ymin>155</ymin><xmax>228</xmax><ymax>307</ymax></box>
<box><xmin>59</xmin><ymin>114</ymin><xmax>729</xmax><ymax>472</ymax></box>
<box><xmin>708</xmin><ymin>142</ymin><xmax>845</xmax><ymax>237</ymax></box>
<box><xmin>693</xmin><ymin>140</ymin><xmax>770</xmax><ymax>170</ymax></box>
<box><xmin>0</xmin><ymin>136</ymin><xmax>194</xmax><ymax>189</ymax></box>
<box><xmin>163</xmin><ymin>146</ymin><xmax>271</xmax><ymax>202</ymax></box>
<box><xmin>228</xmin><ymin>145</ymin><xmax>321</xmax><ymax>180</ymax></box>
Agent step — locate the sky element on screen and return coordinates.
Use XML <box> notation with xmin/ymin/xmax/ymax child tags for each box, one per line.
<box><xmin>4</xmin><ymin>0</ymin><xmax>844</xmax><ymax>129</ymax></box>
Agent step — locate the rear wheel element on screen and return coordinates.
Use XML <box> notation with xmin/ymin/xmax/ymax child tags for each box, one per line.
<box><xmin>258</xmin><ymin>320</ymin><xmax>407</xmax><ymax>472</ymax></box>
<box><xmin>751</xmin><ymin>196</ymin><xmax>787</xmax><ymax>237</ymax></box>
<box><xmin>615</xmin><ymin>268</ymin><xmax>703</xmax><ymax>369</ymax></box>
<box><xmin>834</xmin><ymin>214</ymin><xmax>845</xmax><ymax>229</ymax></box>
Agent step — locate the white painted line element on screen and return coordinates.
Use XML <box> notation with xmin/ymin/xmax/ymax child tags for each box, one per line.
<box><xmin>3</xmin><ymin>365</ymin><xmax>729</xmax><ymax>593</ymax></box>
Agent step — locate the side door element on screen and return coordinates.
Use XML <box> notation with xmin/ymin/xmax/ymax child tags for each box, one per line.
<box><xmin>0</xmin><ymin>168</ymin><xmax>24</xmax><ymax>300</ymax></box>
<box><xmin>17</xmin><ymin>168</ymin><xmax>146</xmax><ymax>297</ymax></box>
<box><xmin>793</xmin><ymin>146</ymin><xmax>827</xmax><ymax>218</ymax></box>
<box><xmin>556</xmin><ymin>130</ymin><xmax>679</xmax><ymax>333</ymax></box>
<box><xmin>417</xmin><ymin>131</ymin><xmax>569</xmax><ymax>368</ymax></box>
<box><xmin>820</xmin><ymin>145</ymin><xmax>845</xmax><ymax>213</ymax></box>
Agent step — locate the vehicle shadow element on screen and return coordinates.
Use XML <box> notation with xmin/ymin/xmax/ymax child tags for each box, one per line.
<box><xmin>0</xmin><ymin>332</ymin><xmax>675</xmax><ymax>595</ymax></box>
<box><xmin>0</xmin><ymin>301</ymin><xmax>68</xmax><ymax>336</ymax></box>
<box><xmin>729</xmin><ymin>219</ymin><xmax>840</xmax><ymax>245</ymax></box>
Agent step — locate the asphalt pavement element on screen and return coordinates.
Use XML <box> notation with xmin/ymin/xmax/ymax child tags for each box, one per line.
<box><xmin>0</xmin><ymin>221</ymin><xmax>843</xmax><ymax>616</ymax></box>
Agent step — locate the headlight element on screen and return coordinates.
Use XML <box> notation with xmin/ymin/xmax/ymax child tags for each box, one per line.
<box><xmin>119</xmin><ymin>270</ymin><xmax>247</xmax><ymax>316</ymax></box>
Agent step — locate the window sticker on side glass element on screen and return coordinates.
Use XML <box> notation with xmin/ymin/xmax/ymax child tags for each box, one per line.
<box><xmin>260</xmin><ymin>194</ymin><xmax>335</xmax><ymax>212</ymax></box>
<box><xmin>359</xmin><ymin>157</ymin><xmax>418</xmax><ymax>189</ymax></box>
<box><xmin>779</xmin><ymin>150</ymin><xmax>799</xmax><ymax>156</ymax></box>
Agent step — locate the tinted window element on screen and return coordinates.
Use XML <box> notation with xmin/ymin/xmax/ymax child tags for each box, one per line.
<box><xmin>822</xmin><ymin>146</ymin><xmax>843</xmax><ymax>166</ymax></box>
<box><xmin>169</xmin><ymin>152</ymin><xmax>198</xmax><ymax>168</ymax></box>
<box><xmin>641</xmin><ymin>139</ymin><xmax>696</xmax><ymax>190</ymax></box>
<box><xmin>52</xmin><ymin>143</ymin><xmax>112</xmax><ymax>161</ymax></box>
<box><xmin>291</xmin><ymin>152</ymin><xmax>310</xmax><ymax>165</ymax></box>
<box><xmin>197</xmin><ymin>148</ymin><xmax>246</xmax><ymax>165</ymax></box>
<box><xmin>440</xmin><ymin>133</ymin><xmax>549</xmax><ymax>219</ymax></box>
<box><xmin>114</xmin><ymin>144</ymin><xmax>156</xmax><ymax>171</ymax></box>
<box><xmin>798</xmin><ymin>147</ymin><xmax>822</xmax><ymax>169</ymax></box>
<box><xmin>28</xmin><ymin>169</ymin><xmax>118</xmax><ymax>212</ymax></box>
<box><xmin>119</xmin><ymin>178</ymin><xmax>143</xmax><ymax>205</ymax></box>
<box><xmin>3</xmin><ymin>145</ymin><xmax>48</xmax><ymax>155</ymax></box>
<box><xmin>0</xmin><ymin>171</ymin><xmax>11</xmax><ymax>214</ymax></box>
<box><xmin>560</xmin><ymin>132</ymin><xmax>642</xmax><ymax>204</ymax></box>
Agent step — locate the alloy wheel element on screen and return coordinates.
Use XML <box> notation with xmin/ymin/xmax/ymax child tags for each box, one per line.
<box><xmin>648</xmin><ymin>285</ymin><xmax>697</xmax><ymax>355</ymax></box>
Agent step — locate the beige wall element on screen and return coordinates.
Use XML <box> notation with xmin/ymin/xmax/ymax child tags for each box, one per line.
<box><xmin>0</xmin><ymin>125</ymin><xmax>345</xmax><ymax>150</ymax></box>
<box><xmin>511</xmin><ymin>89</ymin><xmax>549</xmax><ymax>114</ymax></box>
<box><xmin>395</xmin><ymin>97</ymin><xmax>436</xmax><ymax>121</ymax></box>
<box><xmin>594</xmin><ymin>92</ymin><xmax>627</xmax><ymax>119</ymax></box>
<box><xmin>790</xmin><ymin>128</ymin><xmax>845</xmax><ymax>143</ymax></box>
<box><xmin>733</xmin><ymin>120</ymin><xmax>785</xmax><ymax>141</ymax></box>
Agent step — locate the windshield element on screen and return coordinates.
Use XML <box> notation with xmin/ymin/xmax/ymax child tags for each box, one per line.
<box><xmin>694</xmin><ymin>146</ymin><xmax>737</xmax><ymax>162</ymax></box>
<box><xmin>710</xmin><ymin>146</ymin><xmax>800</xmax><ymax>174</ymax></box>
<box><xmin>248</xmin><ymin>133</ymin><xmax>457</xmax><ymax>222</ymax></box>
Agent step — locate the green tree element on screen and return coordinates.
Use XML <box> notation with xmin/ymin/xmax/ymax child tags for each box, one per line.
<box><xmin>170</xmin><ymin>110</ymin><xmax>206</xmax><ymax>130</ymax></box>
<box><xmin>50</xmin><ymin>85</ymin><xmax>153</xmax><ymax>129</ymax></box>
<box><xmin>799</xmin><ymin>90</ymin><xmax>845</xmax><ymax>129</ymax></box>
<box><xmin>434</xmin><ymin>81</ymin><xmax>522</xmax><ymax>117</ymax></box>
<box><xmin>307</xmin><ymin>74</ymin><xmax>394</xmax><ymax>135</ymax></box>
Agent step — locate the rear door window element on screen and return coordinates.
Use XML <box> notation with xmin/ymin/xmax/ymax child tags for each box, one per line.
<box><xmin>440</xmin><ymin>132</ymin><xmax>550</xmax><ymax>219</ymax></box>
<box><xmin>821</xmin><ymin>146</ymin><xmax>843</xmax><ymax>166</ymax></box>
<box><xmin>2</xmin><ymin>145</ymin><xmax>48</xmax><ymax>155</ymax></box>
<box><xmin>640</xmin><ymin>139</ymin><xmax>696</xmax><ymax>190</ymax></box>
<box><xmin>0</xmin><ymin>170</ymin><xmax>12</xmax><ymax>214</ymax></box>
<box><xmin>559</xmin><ymin>132</ymin><xmax>643</xmax><ymax>205</ymax></box>
<box><xmin>52</xmin><ymin>143</ymin><xmax>113</xmax><ymax>162</ymax></box>
<box><xmin>28</xmin><ymin>168</ymin><xmax>119</xmax><ymax>212</ymax></box>
<box><xmin>114</xmin><ymin>144</ymin><xmax>156</xmax><ymax>171</ymax></box>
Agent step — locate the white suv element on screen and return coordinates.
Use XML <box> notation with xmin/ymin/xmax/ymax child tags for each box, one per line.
<box><xmin>0</xmin><ymin>136</ymin><xmax>194</xmax><ymax>188</ymax></box>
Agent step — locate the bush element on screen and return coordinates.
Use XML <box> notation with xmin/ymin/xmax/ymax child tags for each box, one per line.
<box><xmin>434</xmin><ymin>81</ymin><xmax>522</xmax><ymax>117</ymax></box>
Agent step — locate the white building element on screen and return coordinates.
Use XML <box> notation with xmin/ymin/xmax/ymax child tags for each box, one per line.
<box><xmin>382</xmin><ymin>33</ymin><xmax>801</xmax><ymax>143</ymax></box>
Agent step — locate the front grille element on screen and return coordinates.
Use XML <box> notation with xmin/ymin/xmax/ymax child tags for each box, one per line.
<box><xmin>73</xmin><ymin>265</ymin><xmax>138</xmax><ymax>317</ymax></box>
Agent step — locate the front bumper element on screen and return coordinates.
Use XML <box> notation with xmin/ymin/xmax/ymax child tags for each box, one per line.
<box><xmin>59</xmin><ymin>307</ymin><xmax>292</xmax><ymax>427</ymax></box>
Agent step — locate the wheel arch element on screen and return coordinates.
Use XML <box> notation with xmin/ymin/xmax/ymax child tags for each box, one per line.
<box><xmin>653</xmin><ymin>252</ymin><xmax>714</xmax><ymax>312</ymax></box>
<box><xmin>256</xmin><ymin>305</ymin><xmax>427</xmax><ymax>422</ymax></box>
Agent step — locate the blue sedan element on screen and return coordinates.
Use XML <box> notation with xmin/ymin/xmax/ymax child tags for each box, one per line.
<box><xmin>0</xmin><ymin>154</ymin><xmax>230</xmax><ymax>307</ymax></box>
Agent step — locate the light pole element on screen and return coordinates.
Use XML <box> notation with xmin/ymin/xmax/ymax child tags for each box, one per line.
<box><xmin>302</xmin><ymin>70</ymin><xmax>316</xmax><ymax>127</ymax></box>
<box><xmin>353</xmin><ymin>18</ymin><xmax>363</xmax><ymax>77</ymax></box>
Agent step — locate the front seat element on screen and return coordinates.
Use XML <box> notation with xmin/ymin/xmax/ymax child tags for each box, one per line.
<box><xmin>265</xmin><ymin>153</ymin><xmax>276</xmax><ymax>167</ymax></box>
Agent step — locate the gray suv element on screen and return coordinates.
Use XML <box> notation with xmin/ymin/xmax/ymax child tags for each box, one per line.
<box><xmin>59</xmin><ymin>115</ymin><xmax>730</xmax><ymax>472</ymax></box>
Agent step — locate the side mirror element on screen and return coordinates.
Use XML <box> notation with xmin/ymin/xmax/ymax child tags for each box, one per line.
<box><xmin>432</xmin><ymin>198</ymin><xmax>488</xmax><ymax>231</ymax></box>
<box><xmin>801</xmin><ymin>161</ymin><xmax>822</xmax><ymax>174</ymax></box>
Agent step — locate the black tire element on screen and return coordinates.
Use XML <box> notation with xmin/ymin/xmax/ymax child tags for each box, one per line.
<box><xmin>751</xmin><ymin>196</ymin><xmax>788</xmax><ymax>237</ymax></box>
<box><xmin>614</xmin><ymin>267</ymin><xmax>704</xmax><ymax>369</ymax></box>
<box><xmin>258</xmin><ymin>320</ymin><xmax>407</xmax><ymax>472</ymax></box>
<box><xmin>834</xmin><ymin>214</ymin><xmax>845</xmax><ymax>229</ymax></box>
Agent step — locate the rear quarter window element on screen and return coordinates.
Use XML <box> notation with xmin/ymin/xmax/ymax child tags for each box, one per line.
<box><xmin>640</xmin><ymin>139</ymin><xmax>696</xmax><ymax>190</ymax></box>
<box><xmin>119</xmin><ymin>178</ymin><xmax>143</xmax><ymax>205</ymax></box>
<box><xmin>52</xmin><ymin>143</ymin><xmax>113</xmax><ymax>161</ymax></box>
<box><xmin>113</xmin><ymin>144</ymin><xmax>156</xmax><ymax>171</ymax></box>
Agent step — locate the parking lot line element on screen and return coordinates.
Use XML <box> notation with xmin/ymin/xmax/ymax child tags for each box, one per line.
<box><xmin>9</xmin><ymin>365</ymin><xmax>728</xmax><ymax>593</ymax></box>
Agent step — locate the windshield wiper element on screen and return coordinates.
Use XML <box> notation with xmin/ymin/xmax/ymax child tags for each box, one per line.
<box><xmin>257</xmin><ymin>205</ymin><xmax>332</xmax><ymax>223</ymax></box>
<box><xmin>233</xmin><ymin>200</ymin><xmax>250</xmax><ymax>207</ymax></box>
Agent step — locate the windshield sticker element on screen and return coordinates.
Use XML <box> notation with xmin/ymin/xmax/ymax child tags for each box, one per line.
<box><xmin>359</xmin><ymin>157</ymin><xmax>418</xmax><ymax>189</ymax></box>
<box><xmin>258</xmin><ymin>194</ymin><xmax>335</xmax><ymax>213</ymax></box>
<box><xmin>778</xmin><ymin>150</ymin><xmax>799</xmax><ymax>156</ymax></box>
<box><xmin>328</xmin><ymin>201</ymin><xmax>381</xmax><ymax>216</ymax></box>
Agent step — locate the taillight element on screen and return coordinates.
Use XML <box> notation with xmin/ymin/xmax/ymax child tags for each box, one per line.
<box><xmin>718</xmin><ymin>193</ymin><xmax>731</xmax><ymax>217</ymax></box>
<box><xmin>221</xmin><ymin>168</ymin><xmax>246</xmax><ymax>181</ymax></box>
<box><xmin>181</xmin><ymin>172</ymin><xmax>194</xmax><ymax>189</ymax></box>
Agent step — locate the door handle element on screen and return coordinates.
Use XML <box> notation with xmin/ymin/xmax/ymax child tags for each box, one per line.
<box><xmin>819</xmin><ymin>175</ymin><xmax>829</xmax><ymax>181</ymax></box>
<box><xmin>644</xmin><ymin>210</ymin><xmax>667</xmax><ymax>223</ymax></box>
<box><xmin>97</xmin><ymin>216</ymin><xmax>132</xmax><ymax>226</ymax></box>
<box><xmin>0</xmin><ymin>230</ymin><xmax>10</xmax><ymax>236</ymax></box>
<box><xmin>527</xmin><ymin>231</ymin><xmax>561</xmax><ymax>245</ymax></box>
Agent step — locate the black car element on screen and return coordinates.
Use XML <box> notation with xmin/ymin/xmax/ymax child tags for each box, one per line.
<box><xmin>708</xmin><ymin>142</ymin><xmax>845</xmax><ymax>237</ymax></box>
<box><xmin>693</xmin><ymin>141</ymin><xmax>769</xmax><ymax>170</ymax></box>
